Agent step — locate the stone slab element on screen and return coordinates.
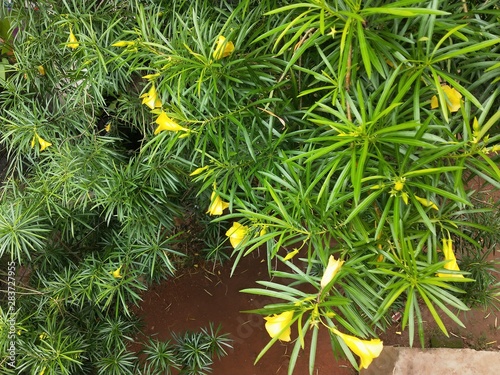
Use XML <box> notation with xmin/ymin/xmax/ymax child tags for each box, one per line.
<box><xmin>361</xmin><ymin>346</ymin><xmax>500</xmax><ymax>375</ymax></box>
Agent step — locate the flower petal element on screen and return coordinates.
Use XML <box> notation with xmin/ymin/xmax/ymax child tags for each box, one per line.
<box><xmin>213</xmin><ymin>35</ymin><xmax>235</xmax><ymax>60</ymax></box>
<box><xmin>264</xmin><ymin>311</ymin><xmax>294</xmax><ymax>342</ymax></box>
<box><xmin>333</xmin><ymin>329</ymin><xmax>383</xmax><ymax>369</ymax></box>
<box><xmin>320</xmin><ymin>255</ymin><xmax>344</xmax><ymax>288</ymax></box>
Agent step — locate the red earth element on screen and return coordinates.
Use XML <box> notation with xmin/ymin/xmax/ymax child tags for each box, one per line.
<box><xmin>132</xmin><ymin>252</ymin><xmax>355</xmax><ymax>375</ymax></box>
<box><xmin>132</xmin><ymin>210</ymin><xmax>500</xmax><ymax>375</ymax></box>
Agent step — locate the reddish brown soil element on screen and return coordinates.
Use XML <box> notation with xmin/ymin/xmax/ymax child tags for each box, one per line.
<box><xmin>133</xmin><ymin>253</ymin><xmax>355</xmax><ymax>375</ymax></box>
<box><xmin>132</xmin><ymin>241</ymin><xmax>500</xmax><ymax>374</ymax></box>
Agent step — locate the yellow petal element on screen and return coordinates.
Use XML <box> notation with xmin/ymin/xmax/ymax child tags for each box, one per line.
<box><xmin>141</xmin><ymin>85</ymin><xmax>160</xmax><ymax>110</ymax></box>
<box><xmin>414</xmin><ymin>195</ymin><xmax>438</xmax><ymax>210</ymax></box>
<box><xmin>67</xmin><ymin>29</ymin><xmax>79</xmax><ymax>49</ymax></box>
<box><xmin>283</xmin><ymin>249</ymin><xmax>299</xmax><ymax>261</ymax></box>
<box><xmin>430</xmin><ymin>95</ymin><xmax>439</xmax><ymax>109</ymax></box>
<box><xmin>225</xmin><ymin>222</ymin><xmax>249</xmax><ymax>248</ymax></box>
<box><xmin>320</xmin><ymin>255</ymin><xmax>344</xmax><ymax>288</ymax></box>
<box><xmin>213</xmin><ymin>35</ymin><xmax>235</xmax><ymax>60</ymax></box>
<box><xmin>37</xmin><ymin>65</ymin><xmax>45</xmax><ymax>75</ymax></box>
<box><xmin>264</xmin><ymin>311</ymin><xmax>294</xmax><ymax>342</ymax></box>
<box><xmin>112</xmin><ymin>266</ymin><xmax>122</xmax><ymax>279</ymax></box>
<box><xmin>104</xmin><ymin>123</ymin><xmax>111</xmax><ymax>132</ymax></box>
<box><xmin>207</xmin><ymin>191</ymin><xmax>230</xmax><ymax>216</ymax></box>
<box><xmin>332</xmin><ymin>329</ymin><xmax>383</xmax><ymax>369</ymax></box>
<box><xmin>38</xmin><ymin>136</ymin><xmax>52</xmax><ymax>151</ymax></box>
<box><xmin>442</xmin><ymin>85</ymin><xmax>462</xmax><ymax>113</ymax></box>
<box><xmin>154</xmin><ymin>112</ymin><xmax>188</xmax><ymax>134</ymax></box>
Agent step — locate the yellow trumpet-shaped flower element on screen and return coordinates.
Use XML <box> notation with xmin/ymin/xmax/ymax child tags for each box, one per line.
<box><xmin>414</xmin><ymin>195</ymin><xmax>438</xmax><ymax>210</ymax></box>
<box><xmin>140</xmin><ymin>85</ymin><xmax>162</xmax><ymax>110</ymax></box>
<box><xmin>213</xmin><ymin>35</ymin><xmax>235</xmax><ymax>60</ymax></box>
<box><xmin>111</xmin><ymin>266</ymin><xmax>123</xmax><ymax>279</ymax></box>
<box><xmin>332</xmin><ymin>328</ymin><xmax>383</xmax><ymax>369</ymax></box>
<box><xmin>430</xmin><ymin>85</ymin><xmax>462</xmax><ymax>113</ymax></box>
<box><xmin>67</xmin><ymin>28</ymin><xmax>79</xmax><ymax>49</ymax></box>
<box><xmin>154</xmin><ymin>111</ymin><xmax>188</xmax><ymax>134</ymax></box>
<box><xmin>31</xmin><ymin>134</ymin><xmax>52</xmax><ymax>151</ymax></box>
<box><xmin>206</xmin><ymin>191</ymin><xmax>229</xmax><ymax>216</ymax></box>
<box><xmin>320</xmin><ymin>255</ymin><xmax>344</xmax><ymax>288</ymax></box>
<box><xmin>264</xmin><ymin>310</ymin><xmax>294</xmax><ymax>342</ymax></box>
<box><xmin>225</xmin><ymin>222</ymin><xmax>249</xmax><ymax>248</ymax></box>
<box><xmin>437</xmin><ymin>238</ymin><xmax>464</xmax><ymax>278</ymax></box>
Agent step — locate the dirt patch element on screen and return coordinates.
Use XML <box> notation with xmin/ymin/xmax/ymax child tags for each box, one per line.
<box><xmin>132</xmin><ymin>253</ymin><xmax>354</xmax><ymax>375</ymax></box>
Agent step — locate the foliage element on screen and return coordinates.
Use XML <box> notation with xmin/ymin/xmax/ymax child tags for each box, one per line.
<box><xmin>0</xmin><ymin>0</ymin><xmax>499</xmax><ymax>374</ymax></box>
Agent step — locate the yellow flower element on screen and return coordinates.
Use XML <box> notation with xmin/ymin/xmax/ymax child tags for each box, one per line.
<box><xmin>112</xmin><ymin>41</ymin><xmax>135</xmax><ymax>47</ymax></box>
<box><xmin>437</xmin><ymin>238</ymin><xmax>464</xmax><ymax>278</ymax></box>
<box><xmin>154</xmin><ymin>112</ymin><xmax>188</xmax><ymax>134</ymax></box>
<box><xmin>189</xmin><ymin>166</ymin><xmax>209</xmax><ymax>176</ymax></box>
<box><xmin>67</xmin><ymin>28</ymin><xmax>79</xmax><ymax>49</ymax></box>
<box><xmin>39</xmin><ymin>332</ymin><xmax>47</xmax><ymax>340</ymax></box>
<box><xmin>332</xmin><ymin>328</ymin><xmax>383</xmax><ymax>369</ymax></box>
<box><xmin>264</xmin><ymin>311</ymin><xmax>294</xmax><ymax>342</ymax></box>
<box><xmin>32</xmin><ymin>134</ymin><xmax>52</xmax><ymax>151</ymax></box>
<box><xmin>206</xmin><ymin>191</ymin><xmax>229</xmax><ymax>216</ymax></box>
<box><xmin>112</xmin><ymin>266</ymin><xmax>123</xmax><ymax>279</ymax></box>
<box><xmin>40</xmin><ymin>368</ymin><xmax>46</xmax><ymax>375</ymax></box>
<box><xmin>283</xmin><ymin>249</ymin><xmax>299</xmax><ymax>261</ymax></box>
<box><xmin>225</xmin><ymin>222</ymin><xmax>248</xmax><ymax>248</ymax></box>
<box><xmin>213</xmin><ymin>35</ymin><xmax>235</xmax><ymax>60</ymax></box>
<box><xmin>38</xmin><ymin>136</ymin><xmax>52</xmax><ymax>151</ymax></box>
<box><xmin>414</xmin><ymin>195</ymin><xmax>438</xmax><ymax>210</ymax></box>
<box><xmin>140</xmin><ymin>85</ymin><xmax>162</xmax><ymax>110</ymax></box>
<box><xmin>320</xmin><ymin>255</ymin><xmax>344</xmax><ymax>288</ymax></box>
<box><xmin>104</xmin><ymin>123</ymin><xmax>111</xmax><ymax>132</ymax></box>
<box><xmin>37</xmin><ymin>65</ymin><xmax>45</xmax><ymax>75</ymax></box>
<box><xmin>430</xmin><ymin>85</ymin><xmax>462</xmax><ymax>113</ymax></box>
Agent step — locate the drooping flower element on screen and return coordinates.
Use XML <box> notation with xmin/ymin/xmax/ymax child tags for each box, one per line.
<box><xmin>320</xmin><ymin>255</ymin><xmax>344</xmax><ymax>288</ymax></box>
<box><xmin>112</xmin><ymin>266</ymin><xmax>123</xmax><ymax>279</ymax></box>
<box><xmin>414</xmin><ymin>195</ymin><xmax>438</xmax><ymax>210</ymax></box>
<box><xmin>141</xmin><ymin>85</ymin><xmax>162</xmax><ymax>110</ymax></box>
<box><xmin>437</xmin><ymin>238</ymin><xmax>464</xmax><ymax>278</ymax></box>
<box><xmin>154</xmin><ymin>111</ymin><xmax>188</xmax><ymax>134</ymax></box>
<box><xmin>31</xmin><ymin>134</ymin><xmax>52</xmax><ymax>151</ymax></box>
<box><xmin>225</xmin><ymin>222</ymin><xmax>249</xmax><ymax>248</ymax></box>
<box><xmin>213</xmin><ymin>35</ymin><xmax>235</xmax><ymax>60</ymax></box>
<box><xmin>67</xmin><ymin>28</ymin><xmax>79</xmax><ymax>49</ymax></box>
<box><xmin>283</xmin><ymin>249</ymin><xmax>299</xmax><ymax>261</ymax></box>
<box><xmin>38</xmin><ymin>136</ymin><xmax>52</xmax><ymax>151</ymax></box>
<box><xmin>264</xmin><ymin>311</ymin><xmax>294</xmax><ymax>342</ymax></box>
<box><xmin>332</xmin><ymin>328</ymin><xmax>383</xmax><ymax>369</ymax></box>
<box><xmin>206</xmin><ymin>191</ymin><xmax>229</xmax><ymax>216</ymax></box>
<box><xmin>430</xmin><ymin>85</ymin><xmax>462</xmax><ymax>113</ymax></box>
<box><xmin>189</xmin><ymin>166</ymin><xmax>209</xmax><ymax>176</ymax></box>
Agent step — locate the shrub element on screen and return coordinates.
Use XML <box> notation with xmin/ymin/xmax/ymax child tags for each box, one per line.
<box><xmin>1</xmin><ymin>0</ymin><xmax>499</xmax><ymax>373</ymax></box>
